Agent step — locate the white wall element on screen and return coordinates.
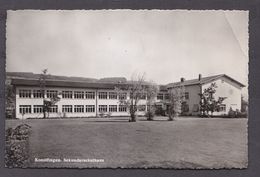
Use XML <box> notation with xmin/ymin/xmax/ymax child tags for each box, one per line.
<box><xmin>202</xmin><ymin>77</ymin><xmax>242</xmax><ymax>115</ymax></box>
<box><xmin>15</xmin><ymin>86</ymin><xmax>147</xmax><ymax>119</ymax></box>
<box><xmin>184</xmin><ymin>85</ymin><xmax>201</xmax><ymax>115</ymax></box>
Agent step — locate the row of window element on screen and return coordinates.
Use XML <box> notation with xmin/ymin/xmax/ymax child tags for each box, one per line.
<box><xmin>19</xmin><ymin>89</ymin><xmax>191</xmax><ymax>100</ymax></box>
<box><xmin>156</xmin><ymin>92</ymin><xmax>189</xmax><ymax>100</ymax></box>
<box><xmin>19</xmin><ymin>105</ymin><xmax>58</xmax><ymax>114</ymax></box>
<box><xmin>18</xmin><ymin>89</ymin><xmax>128</xmax><ymax>100</ymax></box>
<box><xmin>18</xmin><ymin>104</ymin><xmax>135</xmax><ymax>114</ymax></box>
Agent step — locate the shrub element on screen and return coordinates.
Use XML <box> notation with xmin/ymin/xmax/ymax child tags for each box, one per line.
<box><xmin>155</xmin><ymin>106</ymin><xmax>166</xmax><ymax>116</ymax></box>
<box><xmin>5</xmin><ymin>124</ymin><xmax>31</xmax><ymax>168</ymax></box>
<box><xmin>145</xmin><ymin>111</ymin><xmax>155</xmax><ymax>121</ymax></box>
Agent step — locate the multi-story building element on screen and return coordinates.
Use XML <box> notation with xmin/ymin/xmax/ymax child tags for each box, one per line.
<box><xmin>6</xmin><ymin>72</ymin><xmax>245</xmax><ymax>119</ymax></box>
<box><xmin>166</xmin><ymin>74</ymin><xmax>245</xmax><ymax>115</ymax></box>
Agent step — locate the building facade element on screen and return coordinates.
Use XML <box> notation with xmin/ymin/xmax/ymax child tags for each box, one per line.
<box><xmin>7</xmin><ymin>73</ymin><xmax>245</xmax><ymax>119</ymax></box>
<box><xmin>167</xmin><ymin>74</ymin><xmax>245</xmax><ymax>116</ymax></box>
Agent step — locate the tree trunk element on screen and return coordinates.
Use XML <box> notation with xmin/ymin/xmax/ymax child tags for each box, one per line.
<box><xmin>129</xmin><ymin>113</ymin><xmax>136</xmax><ymax>122</ymax></box>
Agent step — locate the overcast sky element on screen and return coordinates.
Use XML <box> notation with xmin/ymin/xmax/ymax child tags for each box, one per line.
<box><xmin>6</xmin><ymin>10</ymin><xmax>248</xmax><ymax>88</ymax></box>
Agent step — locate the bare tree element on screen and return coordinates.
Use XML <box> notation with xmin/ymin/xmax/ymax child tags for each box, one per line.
<box><xmin>39</xmin><ymin>69</ymin><xmax>48</xmax><ymax>118</ymax></box>
<box><xmin>116</xmin><ymin>73</ymin><xmax>147</xmax><ymax>122</ymax></box>
<box><xmin>145</xmin><ymin>82</ymin><xmax>158</xmax><ymax>121</ymax></box>
<box><xmin>167</xmin><ymin>84</ymin><xmax>185</xmax><ymax>121</ymax></box>
<box><xmin>39</xmin><ymin>69</ymin><xmax>60</xmax><ymax>118</ymax></box>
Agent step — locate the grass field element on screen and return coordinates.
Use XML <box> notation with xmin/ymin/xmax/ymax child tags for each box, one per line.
<box><xmin>5</xmin><ymin>117</ymin><xmax>248</xmax><ymax>168</ymax></box>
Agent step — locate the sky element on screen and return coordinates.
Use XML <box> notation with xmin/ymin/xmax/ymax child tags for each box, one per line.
<box><xmin>6</xmin><ymin>10</ymin><xmax>248</xmax><ymax>91</ymax></box>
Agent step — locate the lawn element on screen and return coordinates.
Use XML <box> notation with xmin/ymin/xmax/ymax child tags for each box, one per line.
<box><xmin>5</xmin><ymin>117</ymin><xmax>248</xmax><ymax>168</ymax></box>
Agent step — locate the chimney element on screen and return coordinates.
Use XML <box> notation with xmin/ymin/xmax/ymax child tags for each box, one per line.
<box><xmin>198</xmin><ymin>74</ymin><xmax>202</xmax><ymax>81</ymax></box>
<box><xmin>180</xmin><ymin>77</ymin><xmax>185</xmax><ymax>82</ymax></box>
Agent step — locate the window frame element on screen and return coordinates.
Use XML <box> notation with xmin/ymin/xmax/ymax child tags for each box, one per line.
<box><xmin>109</xmin><ymin>105</ymin><xmax>117</xmax><ymax>112</ymax></box>
<box><xmin>98</xmin><ymin>105</ymin><xmax>107</xmax><ymax>112</ymax></box>
<box><xmin>74</xmin><ymin>91</ymin><xmax>85</xmax><ymax>99</ymax></box>
<box><xmin>19</xmin><ymin>89</ymin><xmax>31</xmax><ymax>98</ymax></box>
<box><xmin>98</xmin><ymin>92</ymin><xmax>108</xmax><ymax>99</ymax></box>
<box><xmin>62</xmin><ymin>105</ymin><xmax>73</xmax><ymax>113</ymax></box>
<box><xmin>74</xmin><ymin>105</ymin><xmax>84</xmax><ymax>113</ymax></box>
<box><xmin>86</xmin><ymin>91</ymin><xmax>95</xmax><ymax>99</ymax></box>
<box><xmin>62</xmin><ymin>90</ymin><xmax>73</xmax><ymax>99</ymax></box>
<box><xmin>86</xmin><ymin>105</ymin><xmax>95</xmax><ymax>113</ymax></box>
<box><xmin>19</xmin><ymin>105</ymin><xmax>31</xmax><ymax>114</ymax></box>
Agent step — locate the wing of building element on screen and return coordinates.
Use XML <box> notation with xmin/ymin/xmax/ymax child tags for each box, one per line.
<box><xmin>6</xmin><ymin>72</ymin><xmax>245</xmax><ymax>119</ymax></box>
<box><xmin>166</xmin><ymin>74</ymin><xmax>245</xmax><ymax>116</ymax></box>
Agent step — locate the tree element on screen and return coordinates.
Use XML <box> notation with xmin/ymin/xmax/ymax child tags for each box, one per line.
<box><xmin>116</xmin><ymin>73</ymin><xmax>147</xmax><ymax>122</ymax></box>
<box><xmin>39</xmin><ymin>69</ymin><xmax>60</xmax><ymax>118</ymax></box>
<box><xmin>5</xmin><ymin>79</ymin><xmax>16</xmax><ymax>119</ymax></box>
<box><xmin>199</xmin><ymin>83</ymin><xmax>226</xmax><ymax>117</ymax></box>
<box><xmin>167</xmin><ymin>84</ymin><xmax>185</xmax><ymax>121</ymax></box>
<box><xmin>145</xmin><ymin>82</ymin><xmax>159</xmax><ymax>121</ymax></box>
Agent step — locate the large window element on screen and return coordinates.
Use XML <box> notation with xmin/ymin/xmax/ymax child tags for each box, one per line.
<box><xmin>33</xmin><ymin>90</ymin><xmax>44</xmax><ymax>98</ymax></box>
<box><xmin>138</xmin><ymin>105</ymin><xmax>146</xmax><ymax>112</ymax></box>
<box><xmin>19</xmin><ymin>89</ymin><xmax>31</xmax><ymax>98</ymax></box>
<box><xmin>219</xmin><ymin>104</ymin><xmax>226</xmax><ymax>112</ymax></box>
<box><xmin>98</xmin><ymin>105</ymin><xmax>107</xmax><ymax>112</ymax></box>
<box><xmin>109</xmin><ymin>92</ymin><xmax>117</xmax><ymax>99</ymax></box>
<box><xmin>33</xmin><ymin>105</ymin><xmax>43</xmax><ymax>113</ymax></box>
<box><xmin>47</xmin><ymin>90</ymin><xmax>58</xmax><ymax>98</ymax></box>
<box><xmin>164</xmin><ymin>93</ymin><xmax>170</xmax><ymax>100</ymax></box>
<box><xmin>74</xmin><ymin>91</ymin><xmax>84</xmax><ymax>99</ymax></box>
<box><xmin>157</xmin><ymin>93</ymin><xmax>164</xmax><ymax>100</ymax></box>
<box><xmin>98</xmin><ymin>92</ymin><xmax>107</xmax><ymax>99</ymax></box>
<box><xmin>49</xmin><ymin>105</ymin><xmax>58</xmax><ymax>113</ymax></box>
<box><xmin>119</xmin><ymin>105</ymin><xmax>127</xmax><ymax>112</ymax></box>
<box><xmin>185</xmin><ymin>92</ymin><xmax>189</xmax><ymax>100</ymax></box>
<box><xmin>118</xmin><ymin>92</ymin><xmax>127</xmax><ymax>100</ymax></box>
<box><xmin>86</xmin><ymin>105</ymin><xmax>95</xmax><ymax>112</ymax></box>
<box><xmin>109</xmin><ymin>105</ymin><xmax>117</xmax><ymax>112</ymax></box>
<box><xmin>86</xmin><ymin>92</ymin><xmax>95</xmax><ymax>99</ymax></box>
<box><xmin>62</xmin><ymin>91</ymin><xmax>72</xmax><ymax>99</ymax></box>
<box><xmin>19</xmin><ymin>105</ymin><xmax>31</xmax><ymax>114</ymax></box>
<box><xmin>140</xmin><ymin>93</ymin><xmax>146</xmax><ymax>100</ymax></box>
<box><xmin>74</xmin><ymin>105</ymin><xmax>84</xmax><ymax>113</ymax></box>
<box><xmin>62</xmin><ymin>105</ymin><xmax>73</xmax><ymax>113</ymax></box>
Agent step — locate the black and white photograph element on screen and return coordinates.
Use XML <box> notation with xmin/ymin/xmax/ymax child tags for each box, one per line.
<box><xmin>5</xmin><ymin>10</ymin><xmax>248</xmax><ymax>169</ymax></box>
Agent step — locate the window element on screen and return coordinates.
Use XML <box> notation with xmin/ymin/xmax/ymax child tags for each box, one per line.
<box><xmin>164</xmin><ymin>93</ymin><xmax>170</xmax><ymax>100</ymax></box>
<box><xmin>19</xmin><ymin>105</ymin><xmax>31</xmax><ymax>114</ymax></box>
<box><xmin>192</xmin><ymin>104</ymin><xmax>199</xmax><ymax>112</ymax></box>
<box><xmin>219</xmin><ymin>104</ymin><xmax>226</xmax><ymax>112</ymax></box>
<box><xmin>74</xmin><ymin>91</ymin><xmax>84</xmax><ymax>99</ymax></box>
<box><xmin>49</xmin><ymin>105</ymin><xmax>58</xmax><ymax>113</ymax></box>
<box><xmin>98</xmin><ymin>105</ymin><xmax>107</xmax><ymax>112</ymax></box>
<box><xmin>130</xmin><ymin>93</ymin><xmax>134</xmax><ymax>99</ymax></box>
<box><xmin>33</xmin><ymin>90</ymin><xmax>44</xmax><ymax>98</ymax></box>
<box><xmin>86</xmin><ymin>92</ymin><xmax>95</xmax><ymax>99</ymax></box>
<box><xmin>185</xmin><ymin>92</ymin><xmax>189</xmax><ymax>100</ymax></box>
<box><xmin>62</xmin><ymin>91</ymin><xmax>72</xmax><ymax>99</ymax></box>
<box><xmin>19</xmin><ymin>89</ymin><xmax>31</xmax><ymax>98</ymax></box>
<box><xmin>86</xmin><ymin>105</ymin><xmax>95</xmax><ymax>112</ymax></box>
<box><xmin>155</xmin><ymin>104</ymin><xmax>163</xmax><ymax>109</ymax></box>
<box><xmin>140</xmin><ymin>93</ymin><xmax>146</xmax><ymax>100</ymax></box>
<box><xmin>157</xmin><ymin>93</ymin><xmax>164</xmax><ymax>100</ymax></box>
<box><xmin>33</xmin><ymin>105</ymin><xmax>43</xmax><ymax>113</ymax></box>
<box><xmin>74</xmin><ymin>105</ymin><xmax>84</xmax><ymax>113</ymax></box>
<box><xmin>47</xmin><ymin>90</ymin><xmax>58</xmax><ymax>98</ymax></box>
<box><xmin>181</xmin><ymin>102</ymin><xmax>189</xmax><ymax>113</ymax></box>
<box><xmin>138</xmin><ymin>105</ymin><xmax>146</xmax><ymax>111</ymax></box>
<box><xmin>119</xmin><ymin>105</ymin><xmax>127</xmax><ymax>112</ymax></box>
<box><xmin>98</xmin><ymin>92</ymin><xmax>107</xmax><ymax>99</ymax></box>
<box><xmin>109</xmin><ymin>105</ymin><xmax>117</xmax><ymax>112</ymax></box>
<box><xmin>118</xmin><ymin>92</ymin><xmax>127</xmax><ymax>100</ymax></box>
<box><xmin>62</xmin><ymin>105</ymin><xmax>73</xmax><ymax>113</ymax></box>
<box><xmin>109</xmin><ymin>92</ymin><xmax>117</xmax><ymax>99</ymax></box>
